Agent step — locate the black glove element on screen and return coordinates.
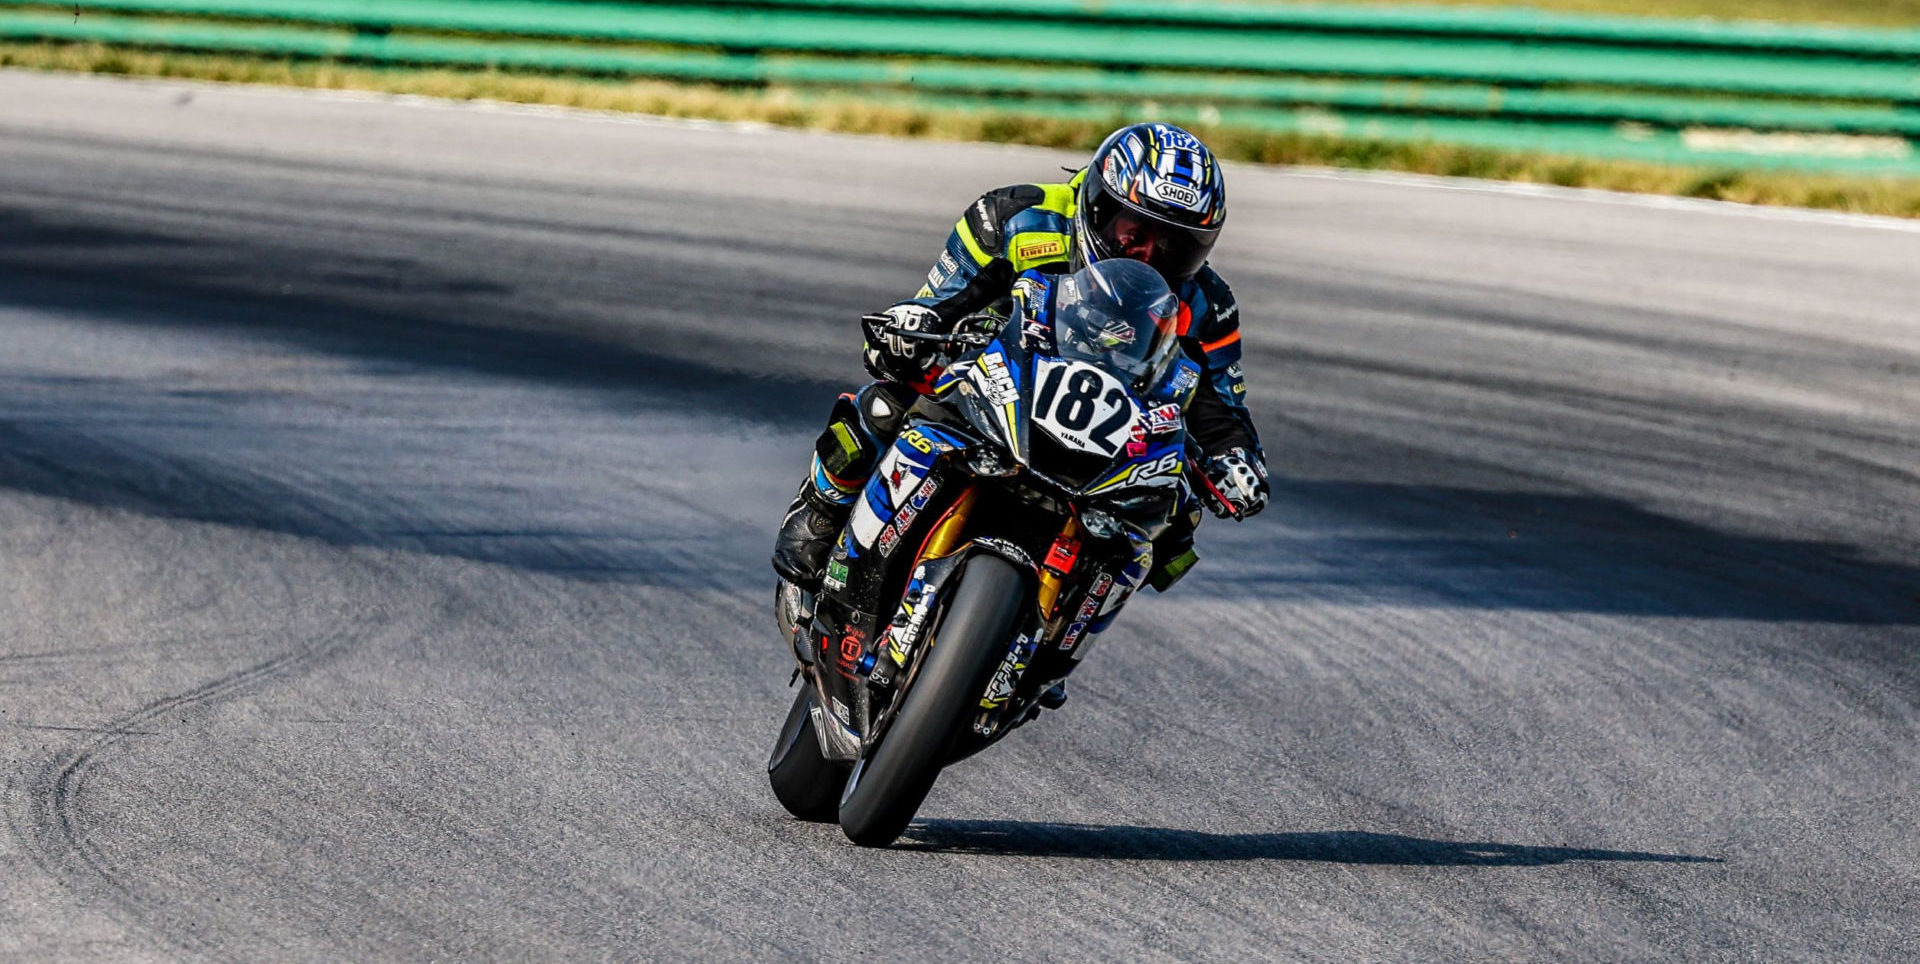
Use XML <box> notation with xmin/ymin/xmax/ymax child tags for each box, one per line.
<box><xmin>861</xmin><ymin>305</ymin><xmax>947</xmax><ymax>384</ymax></box>
<box><xmin>1201</xmin><ymin>446</ymin><xmax>1270</xmax><ymax>520</ymax></box>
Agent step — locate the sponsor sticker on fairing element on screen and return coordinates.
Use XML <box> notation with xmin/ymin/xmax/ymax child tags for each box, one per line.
<box><xmin>1145</xmin><ymin>403</ymin><xmax>1182</xmax><ymax>435</ymax></box>
<box><xmin>878</xmin><ymin>479</ymin><xmax>938</xmax><ymax>557</ymax></box>
<box><xmin>874</xmin><ymin>446</ymin><xmax>927</xmax><ymax>510</ymax></box>
<box><xmin>1060</xmin><ymin>621</ymin><xmax>1089</xmax><ymax>652</ymax></box>
<box><xmin>977</xmin><ymin>352</ymin><xmax>1019</xmax><ymax>405</ymax></box>
<box><xmin>1059</xmin><ymin>574</ymin><xmax>1113</xmax><ymax>653</ymax></box>
<box><xmin>835</xmin><ymin>626</ymin><xmax>868</xmax><ymax>678</ymax></box>
<box><xmin>980</xmin><ymin>634</ymin><xmax>1034</xmax><ymax>709</ymax></box>
<box><xmin>1168</xmin><ymin>364</ymin><xmax>1200</xmax><ymax>399</ymax></box>
<box><xmin>1022</xmin><ymin>317</ymin><xmax>1056</xmax><ymax>354</ymax></box>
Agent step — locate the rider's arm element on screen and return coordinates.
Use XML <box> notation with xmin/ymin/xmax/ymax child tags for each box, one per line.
<box><xmin>1181</xmin><ymin>268</ymin><xmax>1262</xmax><ymax>458</ymax></box>
<box><xmin>903</xmin><ymin>185</ymin><xmax>1061</xmax><ymax>325</ymax></box>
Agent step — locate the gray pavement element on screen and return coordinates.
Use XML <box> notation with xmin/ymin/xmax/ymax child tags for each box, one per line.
<box><xmin>1</xmin><ymin>70</ymin><xmax>1917</xmax><ymax>961</ymax></box>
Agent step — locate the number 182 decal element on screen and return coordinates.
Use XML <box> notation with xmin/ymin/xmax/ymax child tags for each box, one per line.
<box><xmin>1032</xmin><ymin>358</ymin><xmax>1136</xmax><ymax>456</ymax></box>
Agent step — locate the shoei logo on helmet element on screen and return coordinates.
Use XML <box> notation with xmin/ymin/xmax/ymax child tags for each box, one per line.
<box><xmin>1152</xmin><ymin>181</ymin><xmax>1201</xmax><ymax>209</ymax></box>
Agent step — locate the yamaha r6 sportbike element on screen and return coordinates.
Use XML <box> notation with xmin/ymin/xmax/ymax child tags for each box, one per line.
<box><xmin>768</xmin><ymin>258</ymin><xmax>1222</xmax><ymax>847</ymax></box>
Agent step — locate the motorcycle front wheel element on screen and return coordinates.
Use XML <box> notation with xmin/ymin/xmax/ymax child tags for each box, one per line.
<box><xmin>837</xmin><ymin>554</ymin><xmax>1024</xmax><ymax>847</ymax></box>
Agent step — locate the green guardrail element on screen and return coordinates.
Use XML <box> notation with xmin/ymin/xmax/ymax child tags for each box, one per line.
<box><xmin>2</xmin><ymin>0</ymin><xmax>1916</xmax><ymax>175</ymax></box>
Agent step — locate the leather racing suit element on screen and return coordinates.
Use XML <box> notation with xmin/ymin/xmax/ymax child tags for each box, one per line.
<box><xmin>776</xmin><ymin>171</ymin><xmax>1262</xmax><ymax>590</ymax></box>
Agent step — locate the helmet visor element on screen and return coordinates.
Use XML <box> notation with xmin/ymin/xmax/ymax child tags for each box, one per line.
<box><xmin>1083</xmin><ymin>178</ymin><xmax>1221</xmax><ymax>285</ymax></box>
<box><xmin>1052</xmin><ymin>259</ymin><xmax>1182</xmax><ymax>391</ymax></box>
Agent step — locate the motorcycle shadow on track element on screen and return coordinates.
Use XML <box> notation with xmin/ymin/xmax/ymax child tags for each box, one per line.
<box><xmin>896</xmin><ymin>821</ymin><xmax>1720</xmax><ymax>866</ymax></box>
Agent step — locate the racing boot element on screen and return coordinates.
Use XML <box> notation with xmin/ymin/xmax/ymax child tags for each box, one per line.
<box><xmin>771</xmin><ymin>381</ymin><xmax>915</xmax><ymax>590</ymax></box>
<box><xmin>771</xmin><ymin>481</ymin><xmax>851</xmax><ymax>592</ymax></box>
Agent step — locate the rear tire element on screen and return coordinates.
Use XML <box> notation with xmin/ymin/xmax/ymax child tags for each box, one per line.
<box><xmin>768</xmin><ymin>687</ymin><xmax>849</xmax><ymax>822</ymax></box>
<box><xmin>837</xmin><ymin>555</ymin><xmax>1025</xmax><ymax>847</ymax></box>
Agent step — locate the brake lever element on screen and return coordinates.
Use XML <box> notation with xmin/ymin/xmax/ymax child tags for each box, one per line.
<box><xmin>1189</xmin><ymin>454</ymin><xmax>1240</xmax><ymax>517</ymax></box>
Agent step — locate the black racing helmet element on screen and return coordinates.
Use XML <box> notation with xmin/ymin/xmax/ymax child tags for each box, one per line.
<box><xmin>1074</xmin><ymin>123</ymin><xmax>1227</xmax><ymax>287</ymax></box>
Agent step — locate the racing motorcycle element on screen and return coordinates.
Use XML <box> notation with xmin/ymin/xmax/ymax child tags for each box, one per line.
<box><xmin>767</xmin><ymin>258</ymin><xmax>1219</xmax><ymax>847</ymax></box>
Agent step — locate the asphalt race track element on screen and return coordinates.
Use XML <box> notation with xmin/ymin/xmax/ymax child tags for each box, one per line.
<box><xmin>2</xmin><ymin>70</ymin><xmax>1917</xmax><ymax>961</ymax></box>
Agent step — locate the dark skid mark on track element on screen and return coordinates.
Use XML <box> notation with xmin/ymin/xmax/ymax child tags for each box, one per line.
<box><xmin>2</xmin><ymin>75</ymin><xmax>1916</xmax><ymax>960</ymax></box>
<box><xmin>8</xmin><ymin>634</ymin><xmax>357</xmax><ymax>961</ymax></box>
<box><xmin>901</xmin><ymin>821</ymin><xmax>1720</xmax><ymax>866</ymax></box>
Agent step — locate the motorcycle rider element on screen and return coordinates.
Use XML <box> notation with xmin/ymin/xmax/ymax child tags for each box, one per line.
<box><xmin>772</xmin><ymin>122</ymin><xmax>1268</xmax><ymax>593</ymax></box>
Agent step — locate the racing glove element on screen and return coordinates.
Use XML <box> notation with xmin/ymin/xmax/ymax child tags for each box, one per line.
<box><xmin>1201</xmin><ymin>446</ymin><xmax>1270</xmax><ymax>521</ymax></box>
<box><xmin>861</xmin><ymin>304</ymin><xmax>949</xmax><ymax>385</ymax></box>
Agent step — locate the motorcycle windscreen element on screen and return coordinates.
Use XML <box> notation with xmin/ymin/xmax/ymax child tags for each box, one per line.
<box><xmin>1049</xmin><ymin>259</ymin><xmax>1180</xmax><ymax>395</ymax></box>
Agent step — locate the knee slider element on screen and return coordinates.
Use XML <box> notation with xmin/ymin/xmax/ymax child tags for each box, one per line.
<box><xmin>814</xmin><ymin>382</ymin><xmax>917</xmax><ymax>480</ymax></box>
<box><xmin>814</xmin><ymin>397</ymin><xmax>878</xmax><ymax>481</ymax></box>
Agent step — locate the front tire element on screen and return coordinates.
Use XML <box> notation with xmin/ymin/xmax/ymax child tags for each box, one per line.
<box><xmin>837</xmin><ymin>555</ymin><xmax>1025</xmax><ymax>847</ymax></box>
<box><xmin>768</xmin><ymin>687</ymin><xmax>849</xmax><ymax>822</ymax></box>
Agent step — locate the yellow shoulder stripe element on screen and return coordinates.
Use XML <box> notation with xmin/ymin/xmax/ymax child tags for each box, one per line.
<box><xmin>954</xmin><ymin>216</ymin><xmax>992</xmax><ymax>265</ymax></box>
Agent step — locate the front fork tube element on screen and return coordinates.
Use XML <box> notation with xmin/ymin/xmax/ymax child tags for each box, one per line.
<box><xmin>975</xmin><ymin>520</ymin><xmax>1153</xmax><ymax>740</ymax></box>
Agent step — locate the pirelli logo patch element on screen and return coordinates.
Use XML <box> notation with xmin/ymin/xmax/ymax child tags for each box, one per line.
<box><xmin>1015</xmin><ymin>237</ymin><xmax>1066</xmax><ymax>262</ymax></box>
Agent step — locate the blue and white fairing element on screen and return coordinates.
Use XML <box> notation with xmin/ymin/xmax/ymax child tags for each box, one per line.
<box><xmin>836</xmin><ymin>423</ymin><xmax>966</xmax><ymax>569</ymax></box>
<box><xmin>837</xmin><ymin>262</ymin><xmax>1202</xmax><ymax>574</ymax></box>
<box><xmin>933</xmin><ymin>267</ymin><xmax>1203</xmax><ymax>501</ymax></box>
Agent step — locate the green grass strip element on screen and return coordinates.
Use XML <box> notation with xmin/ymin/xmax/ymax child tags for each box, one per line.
<box><xmin>4</xmin><ymin>40</ymin><xmax>1917</xmax><ymax>218</ymax></box>
<box><xmin>5</xmin><ymin>10</ymin><xmax>1917</xmax><ymax>175</ymax></box>
<box><xmin>13</xmin><ymin>0</ymin><xmax>1919</xmax><ymax>99</ymax></box>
